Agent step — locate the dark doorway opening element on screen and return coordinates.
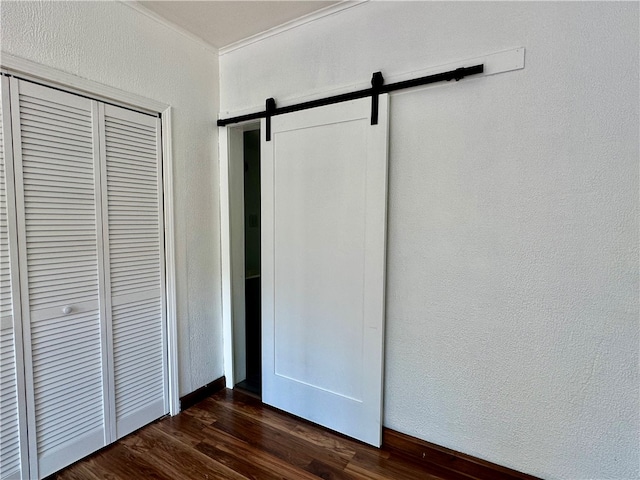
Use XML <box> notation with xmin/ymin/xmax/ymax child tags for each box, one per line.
<box><xmin>235</xmin><ymin>129</ymin><xmax>261</xmax><ymax>396</ymax></box>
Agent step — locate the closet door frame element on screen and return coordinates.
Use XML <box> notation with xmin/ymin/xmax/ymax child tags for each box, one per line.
<box><xmin>1</xmin><ymin>74</ymin><xmax>30</xmax><ymax>480</ymax></box>
<box><xmin>0</xmin><ymin>54</ymin><xmax>180</xmax><ymax>420</ymax></box>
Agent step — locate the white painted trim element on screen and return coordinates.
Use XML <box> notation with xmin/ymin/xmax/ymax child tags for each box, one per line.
<box><xmin>154</xmin><ymin>112</ymin><xmax>171</xmax><ymax>426</ymax></box>
<box><xmin>219</xmin><ymin>0</ymin><xmax>368</xmax><ymax>56</ymax></box>
<box><xmin>9</xmin><ymin>75</ymin><xmax>40</xmax><ymax>479</ymax></box>
<box><xmin>219</xmin><ymin>47</ymin><xmax>525</xmax><ymax>119</ymax></box>
<box><xmin>92</xmin><ymin>100</ymin><xmax>115</xmax><ymax>444</ymax></box>
<box><xmin>123</xmin><ymin>2</ymin><xmax>218</xmax><ymax>55</ymax></box>
<box><xmin>0</xmin><ymin>52</ymin><xmax>168</xmax><ymax>114</ymax></box>
<box><xmin>229</xmin><ymin>127</ymin><xmax>247</xmax><ymax>385</ymax></box>
<box><xmin>220</xmin><ymin>121</ymin><xmax>261</xmax><ymax>389</ymax></box>
<box><xmin>162</xmin><ymin>108</ymin><xmax>180</xmax><ymax>415</ymax></box>
<box><xmin>219</xmin><ymin>125</ymin><xmax>234</xmax><ymax>388</ymax></box>
<box><xmin>1</xmin><ymin>55</ymin><xmax>180</xmax><ymax>417</ymax></box>
<box><xmin>1</xmin><ymin>75</ymin><xmax>30</xmax><ymax>480</ymax></box>
<box><xmin>389</xmin><ymin>47</ymin><xmax>525</xmax><ymax>98</ymax></box>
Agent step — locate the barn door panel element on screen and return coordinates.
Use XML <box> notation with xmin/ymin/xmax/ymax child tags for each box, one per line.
<box><xmin>261</xmin><ymin>95</ymin><xmax>389</xmax><ymax>446</ymax></box>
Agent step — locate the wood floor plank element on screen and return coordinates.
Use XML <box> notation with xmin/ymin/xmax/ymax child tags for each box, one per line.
<box><xmin>51</xmin><ymin>388</ymin><xmax>450</xmax><ymax>480</ymax></box>
<box><xmin>197</xmin><ymin>429</ymin><xmax>320</xmax><ymax>480</ymax></box>
<box><xmin>209</xmin><ymin>401</ymin><xmax>352</xmax><ymax>473</ymax></box>
<box><xmin>195</xmin><ymin>439</ymin><xmax>288</xmax><ymax>480</ymax></box>
<box><xmin>209</xmin><ymin>390</ymin><xmax>359</xmax><ymax>460</ymax></box>
<box><xmin>346</xmin><ymin>451</ymin><xmax>453</xmax><ymax>480</ymax></box>
<box><xmin>208</xmin><ymin>407</ymin><xmax>320</xmax><ymax>470</ymax></box>
<box><xmin>181</xmin><ymin>399</ymin><xmax>219</xmax><ymax>425</ymax></box>
<box><xmin>53</xmin><ymin>463</ymin><xmax>104</xmax><ymax>480</ymax></box>
<box><xmin>306</xmin><ymin>458</ymin><xmax>369</xmax><ymax>480</ymax></box>
<box><xmin>136</xmin><ymin>423</ymin><xmax>250</xmax><ymax>480</ymax></box>
<box><xmin>89</xmin><ymin>442</ymin><xmax>174</xmax><ymax>480</ymax></box>
<box><xmin>152</xmin><ymin>409</ymin><xmax>212</xmax><ymax>446</ymax></box>
<box><xmin>226</xmin><ymin>391</ymin><xmax>395</xmax><ymax>469</ymax></box>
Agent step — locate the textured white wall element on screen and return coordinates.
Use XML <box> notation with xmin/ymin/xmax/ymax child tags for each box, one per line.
<box><xmin>1</xmin><ymin>0</ymin><xmax>223</xmax><ymax>396</ymax></box>
<box><xmin>220</xmin><ymin>2</ymin><xmax>639</xmax><ymax>479</ymax></box>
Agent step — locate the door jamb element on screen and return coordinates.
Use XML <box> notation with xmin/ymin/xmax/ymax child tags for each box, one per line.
<box><xmin>219</xmin><ymin>120</ymin><xmax>260</xmax><ymax>388</ymax></box>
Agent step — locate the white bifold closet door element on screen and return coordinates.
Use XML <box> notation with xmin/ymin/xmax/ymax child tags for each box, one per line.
<box><xmin>8</xmin><ymin>78</ymin><xmax>167</xmax><ymax>479</ymax></box>
<box><xmin>0</xmin><ymin>77</ymin><xmax>29</xmax><ymax>480</ymax></box>
<box><xmin>99</xmin><ymin>104</ymin><xmax>167</xmax><ymax>439</ymax></box>
<box><xmin>11</xmin><ymin>79</ymin><xmax>109</xmax><ymax>478</ymax></box>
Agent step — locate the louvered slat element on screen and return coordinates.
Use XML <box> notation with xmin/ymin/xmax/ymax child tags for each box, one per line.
<box><xmin>13</xmin><ymin>80</ymin><xmax>106</xmax><ymax>478</ymax></box>
<box><xmin>103</xmin><ymin>105</ymin><xmax>166</xmax><ymax>439</ymax></box>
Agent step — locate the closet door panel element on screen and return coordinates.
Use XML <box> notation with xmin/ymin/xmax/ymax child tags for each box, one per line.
<box><xmin>11</xmin><ymin>80</ymin><xmax>107</xmax><ymax>478</ymax></box>
<box><xmin>0</xmin><ymin>77</ymin><xmax>28</xmax><ymax>480</ymax></box>
<box><xmin>101</xmin><ymin>104</ymin><xmax>167</xmax><ymax>439</ymax></box>
<box><xmin>0</xmin><ymin>78</ymin><xmax>20</xmax><ymax>480</ymax></box>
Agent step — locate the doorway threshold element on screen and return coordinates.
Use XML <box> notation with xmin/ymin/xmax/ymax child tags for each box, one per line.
<box><xmin>234</xmin><ymin>378</ymin><xmax>261</xmax><ymax>399</ymax></box>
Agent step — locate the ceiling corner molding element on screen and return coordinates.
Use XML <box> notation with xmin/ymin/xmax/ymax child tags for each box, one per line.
<box><xmin>122</xmin><ymin>1</ymin><xmax>219</xmax><ymax>54</ymax></box>
<box><xmin>219</xmin><ymin>0</ymin><xmax>368</xmax><ymax>57</ymax></box>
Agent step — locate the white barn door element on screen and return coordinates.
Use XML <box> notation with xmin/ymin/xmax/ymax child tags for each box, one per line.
<box><xmin>261</xmin><ymin>95</ymin><xmax>389</xmax><ymax>446</ymax></box>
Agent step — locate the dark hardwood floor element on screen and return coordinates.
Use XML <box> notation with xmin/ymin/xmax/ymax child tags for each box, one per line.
<box><xmin>50</xmin><ymin>389</ymin><xmax>452</xmax><ymax>480</ymax></box>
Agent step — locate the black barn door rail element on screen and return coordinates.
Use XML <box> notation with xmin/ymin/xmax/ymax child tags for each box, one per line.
<box><xmin>217</xmin><ymin>64</ymin><xmax>484</xmax><ymax>140</ymax></box>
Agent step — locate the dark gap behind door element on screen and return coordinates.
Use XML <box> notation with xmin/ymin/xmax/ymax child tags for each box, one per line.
<box><xmin>241</xmin><ymin>129</ymin><xmax>261</xmax><ymax>396</ymax></box>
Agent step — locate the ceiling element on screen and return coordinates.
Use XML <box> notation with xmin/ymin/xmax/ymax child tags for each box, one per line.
<box><xmin>137</xmin><ymin>1</ymin><xmax>340</xmax><ymax>50</ymax></box>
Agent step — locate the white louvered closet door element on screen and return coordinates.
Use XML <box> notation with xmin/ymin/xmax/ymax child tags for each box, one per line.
<box><xmin>10</xmin><ymin>79</ymin><xmax>109</xmax><ymax>478</ymax></box>
<box><xmin>0</xmin><ymin>77</ymin><xmax>28</xmax><ymax>480</ymax></box>
<box><xmin>99</xmin><ymin>104</ymin><xmax>167</xmax><ymax>439</ymax></box>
